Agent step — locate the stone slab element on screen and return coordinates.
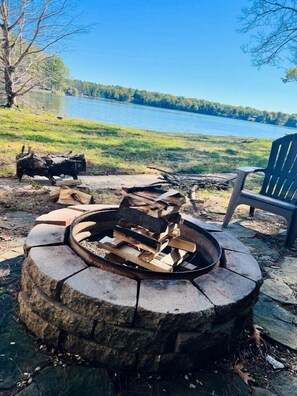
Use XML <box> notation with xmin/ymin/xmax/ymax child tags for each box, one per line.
<box><xmin>24</xmin><ymin>223</ymin><xmax>66</xmax><ymax>254</ymax></box>
<box><xmin>69</xmin><ymin>204</ymin><xmax>118</xmax><ymax>212</ymax></box>
<box><xmin>209</xmin><ymin>230</ymin><xmax>250</xmax><ymax>253</ymax></box>
<box><xmin>270</xmin><ymin>372</ymin><xmax>297</xmax><ymax>396</ymax></box>
<box><xmin>18</xmin><ymin>291</ymin><xmax>60</xmax><ymax>345</ymax></box>
<box><xmin>182</xmin><ymin>215</ymin><xmax>223</xmax><ymax>232</ymax></box>
<box><xmin>94</xmin><ymin>323</ymin><xmax>176</xmax><ymax>354</ymax></box>
<box><xmin>252</xmin><ymin>387</ymin><xmax>278</xmax><ymax>396</ymax></box>
<box><xmin>63</xmin><ymin>334</ymin><xmax>136</xmax><ymax>370</ymax></box>
<box><xmin>261</xmin><ymin>277</ymin><xmax>297</xmax><ymax>305</ymax></box>
<box><xmin>80</xmin><ymin>174</ymin><xmax>161</xmax><ymax>190</ymax></box>
<box><xmin>23</xmin><ymin>274</ymin><xmax>94</xmax><ymax>338</ymax></box>
<box><xmin>35</xmin><ymin>208</ymin><xmax>81</xmax><ymax>226</ymax></box>
<box><xmin>24</xmin><ymin>245</ymin><xmax>87</xmax><ymax>299</ymax></box>
<box><xmin>223</xmin><ymin>250</ymin><xmax>263</xmax><ymax>285</ymax></box>
<box><xmin>194</xmin><ymin>267</ymin><xmax>256</xmax><ymax>321</ymax></box>
<box><xmin>265</xmin><ymin>256</ymin><xmax>297</xmax><ymax>287</ymax></box>
<box><xmin>136</xmin><ymin>279</ymin><xmax>215</xmax><ymax>331</ymax></box>
<box><xmin>253</xmin><ymin>294</ymin><xmax>297</xmax><ymax>350</ymax></box>
<box><xmin>60</xmin><ymin>267</ymin><xmax>137</xmax><ymax>325</ymax></box>
<box><xmin>222</xmin><ymin>222</ymin><xmax>257</xmax><ymax>238</ymax></box>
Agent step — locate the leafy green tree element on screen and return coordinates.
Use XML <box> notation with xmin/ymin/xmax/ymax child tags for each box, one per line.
<box><xmin>282</xmin><ymin>67</ymin><xmax>297</xmax><ymax>82</ymax></box>
<box><xmin>43</xmin><ymin>57</ymin><xmax>70</xmax><ymax>92</ymax></box>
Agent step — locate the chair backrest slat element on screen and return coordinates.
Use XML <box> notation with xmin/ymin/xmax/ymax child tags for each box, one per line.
<box><xmin>260</xmin><ymin>133</ymin><xmax>297</xmax><ymax>204</ymax></box>
<box><xmin>265</xmin><ymin>137</ymin><xmax>292</xmax><ymax>196</ymax></box>
<box><xmin>271</xmin><ymin>136</ymin><xmax>297</xmax><ymax>197</ymax></box>
<box><xmin>278</xmin><ymin>156</ymin><xmax>297</xmax><ymax>201</ymax></box>
<box><xmin>261</xmin><ymin>138</ymin><xmax>283</xmax><ymax>193</ymax></box>
<box><xmin>275</xmin><ymin>138</ymin><xmax>297</xmax><ymax>199</ymax></box>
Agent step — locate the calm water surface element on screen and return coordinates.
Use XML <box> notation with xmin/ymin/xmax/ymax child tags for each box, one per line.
<box><xmin>32</xmin><ymin>92</ymin><xmax>295</xmax><ymax>139</ymax></box>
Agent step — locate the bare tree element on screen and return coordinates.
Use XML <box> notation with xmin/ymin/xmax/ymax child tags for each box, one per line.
<box><xmin>240</xmin><ymin>0</ymin><xmax>297</xmax><ymax>68</ymax></box>
<box><xmin>0</xmin><ymin>0</ymin><xmax>83</xmax><ymax>107</ymax></box>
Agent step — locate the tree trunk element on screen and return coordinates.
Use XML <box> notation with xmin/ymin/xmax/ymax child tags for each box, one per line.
<box><xmin>4</xmin><ymin>68</ymin><xmax>17</xmax><ymax>108</ymax></box>
<box><xmin>6</xmin><ymin>93</ymin><xmax>17</xmax><ymax>108</ymax></box>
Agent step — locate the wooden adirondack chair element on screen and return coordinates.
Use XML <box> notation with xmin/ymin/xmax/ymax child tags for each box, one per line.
<box><xmin>223</xmin><ymin>133</ymin><xmax>297</xmax><ymax>248</ymax></box>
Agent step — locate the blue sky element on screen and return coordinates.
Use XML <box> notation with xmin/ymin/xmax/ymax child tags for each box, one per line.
<box><xmin>62</xmin><ymin>0</ymin><xmax>297</xmax><ymax>114</ymax></box>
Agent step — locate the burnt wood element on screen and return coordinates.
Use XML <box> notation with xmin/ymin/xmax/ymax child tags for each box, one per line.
<box><xmin>16</xmin><ymin>146</ymin><xmax>86</xmax><ymax>184</ymax></box>
<box><xmin>113</xmin><ymin>225</ymin><xmax>168</xmax><ymax>253</ymax></box>
<box><xmin>117</xmin><ymin>206</ymin><xmax>181</xmax><ymax>233</ymax></box>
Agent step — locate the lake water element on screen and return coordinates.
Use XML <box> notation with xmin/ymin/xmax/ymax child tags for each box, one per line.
<box><xmin>32</xmin><ymin>92</ymin><xmax>295</xmax><ymax>139</ymax></box>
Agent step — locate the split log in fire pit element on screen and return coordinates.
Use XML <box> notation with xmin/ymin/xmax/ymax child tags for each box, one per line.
<box><xmin>97</xmin><ymin>186</ymin><xmax>194</xmax><ymax>272</ymax></box>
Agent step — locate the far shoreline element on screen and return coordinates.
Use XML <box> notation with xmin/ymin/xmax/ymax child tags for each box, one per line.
<box><xmin>30</xmin><ymin>91</ymin><xmax>296</xmax><ymax>140</ymax></box>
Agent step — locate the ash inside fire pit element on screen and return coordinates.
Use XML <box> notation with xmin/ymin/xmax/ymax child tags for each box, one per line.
<box><xmin>69</xmin><ymin>185</ymin><xmax>222</xmax><ymax>280</ymax></box>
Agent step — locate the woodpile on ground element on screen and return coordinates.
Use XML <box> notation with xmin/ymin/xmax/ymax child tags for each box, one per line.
<box><xmin>16</xmin><ymin>146</ymin><xmax>86</xmax><ymax>184</ymax></box>
<box><xmin>149</xmin><ymin>167</ymin><xmax>236</xmax><ymax>196</ymax></box>
<box><xmin>97</xmin><ymin>186</ymin><xmax>197</xmax><ymax>272</ymax></box>
<box><xmin>49</xmin><ymin>179</ymin><xmax>93</xmax><ymax>205</ymax></box>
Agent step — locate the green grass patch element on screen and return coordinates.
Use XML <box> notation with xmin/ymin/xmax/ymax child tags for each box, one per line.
<box><xmin>0</xmin><ymin>108</ymin><xmax>273</xmax><ymax>177</ymax></box>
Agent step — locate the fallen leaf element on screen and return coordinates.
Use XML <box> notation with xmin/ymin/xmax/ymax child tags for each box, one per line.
<box><xmin>234</xmin><ymin>363</ymin><xmax>255</xmax><ymax>385</ymax></box>
<box><xmin>0</xmin><ymin>268</ymin><xmax>11</xmax><ymax>277</ymax></box>
<box><xmin>249</xmin><ymin>324</ymin><xmax>263</xmax><ymax>348</ymax></box>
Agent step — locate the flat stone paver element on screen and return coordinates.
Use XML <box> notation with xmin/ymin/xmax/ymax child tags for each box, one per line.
<box><xmin>270</xmin><ymin>371</ymin><xmax>297</xmax><ymax>396</ymax></box>
<box><xmin>209</xmin><ymin>230</ymin><xmax>250</xmax><ymax>253</ymax></box>
<box><xmin>261</xmin><ymin>277</ymin><xmax>297</xmax><ymax>305</ymax></box>
<box><xmin>221</xmin><ymin>222</ymin><xmax>257</xmax><ymax>238</ymax></box>
<box><xmin>24</xmin><ymin>223</ymin><xmax>66</xmax><ymax>253</ymax></box>
<box><xmin>265</xmin><ymin>256</ymin><xmax>297</xmax><ymax>287</ymax></box>
<box><xmin>182</xmin><ymin>215</ymin><xmax>223</xmax><ymax>232</ymax></box>
<box><xmin>136</xmin><ymin>279</ymin><xmax>215</xmax><ymax>331</ymax></box>
<box><xmin>35</xmin><ymin>208</ymin><xmax>81</xmax><ymax>226</ymax></box>
<box><xmin>253</xmin><ymin>294</ymin><xmax>297</xmax><ymax>350</ymax></box>
<box><xmin>224</xmin><ymin>250</ymin><xmax>263</xmax><ymax>285</ymax></box>
<box><xmin>69</xmin><ymin>204</ymin><xmax>118</xmax><ymax>212</ymax></box>
<box><xmin>25</xmin><ymin>245</ymin><xmax>87</xmax><ymax>299</ymax></box>
<box><xmin>194</xmin><ymin>267</ymin><xmax>256</xmax><ymax>320</ymax></box>
<box><xmin>60</xmin><ymin>267</ymin><xmax>138</xmax><ymax>325</ymax></box>
<box><xmin>80</xmin><ymin>174</ymin><xmax>161</xmax><ymax>190</ymax></box>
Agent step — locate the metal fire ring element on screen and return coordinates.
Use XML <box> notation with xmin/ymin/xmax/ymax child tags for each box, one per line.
<box><xmin>68</xmin><ymin>208</ymin><xmax>222</xmax><ymax>280</ymax></box>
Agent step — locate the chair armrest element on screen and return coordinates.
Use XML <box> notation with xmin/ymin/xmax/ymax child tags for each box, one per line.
<box><xmin>236</xmin><ymin>167</ymin><xmax>266</xmax><ymax>175</ymax></box>
<box><xmin>233</xmin><ymin>167</ymin><xmax>266</xmax><ymax>193</ymax></box>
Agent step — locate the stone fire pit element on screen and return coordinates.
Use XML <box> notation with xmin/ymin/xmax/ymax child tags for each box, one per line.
<box><xmin>19</xmin><ymin>204</ymin><xmax>262</xmax><ymax>372</ymax></box>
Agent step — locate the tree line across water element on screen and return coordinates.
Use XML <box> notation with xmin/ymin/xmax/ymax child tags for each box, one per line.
<box><xmin>64</xmin><ymin>79</ymin><xmax>297</xmax><ymax>128</ymax></box>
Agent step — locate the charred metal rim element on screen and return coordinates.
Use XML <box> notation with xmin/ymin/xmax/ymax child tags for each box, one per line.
<box><xmin>68</xmin><ymin>209</ymin><xmax>222</xmax><ymax>280</ymax></box>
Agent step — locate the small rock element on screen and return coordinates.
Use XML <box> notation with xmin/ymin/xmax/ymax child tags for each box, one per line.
<box><xmin>266</xmin><ymin>355</ymin><xmax>285</xmax><ymax>369</ymax></box>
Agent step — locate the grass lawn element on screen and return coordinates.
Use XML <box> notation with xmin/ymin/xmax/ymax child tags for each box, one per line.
<box><xmin>0</xmin><ymin>108</ymin><xmax>273</xmax><ymax>177</ymax></box>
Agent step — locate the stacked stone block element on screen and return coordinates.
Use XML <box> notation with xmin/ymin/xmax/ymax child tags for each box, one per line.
<box><xmin>19</xmin><ymin>205</ymin><xmax>262</xmax><ymax>372</ymax></box>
